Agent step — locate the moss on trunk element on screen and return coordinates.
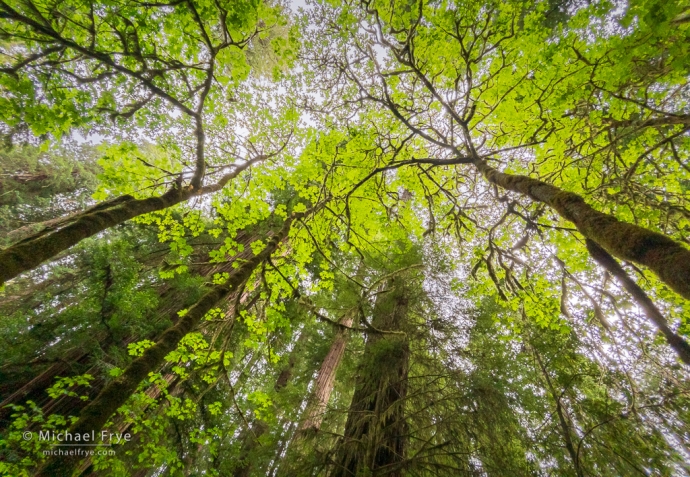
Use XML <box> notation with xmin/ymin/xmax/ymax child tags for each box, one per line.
<box><xmin>331</xmin><ymin>279</ymin><xmax>410</xmax><ymax>477</ymax></box>
<box><xmin>0</xmin><ymin>188</ymin><xmax>193</xmax><ymax>287</ymax></box>
<box><xmin>476</xmin><ymin>160</ymin><xmax>690</xmax><ymax>300</ymax></box>
<box><xmin>0</xmin><ymin>157</ymin><xmax>261</xmax><ymax>287</ymax></box>
<box><xmin>35</xmin><ymin>214</ymin><xmax>298</xmax><ymax>477</ymax></box>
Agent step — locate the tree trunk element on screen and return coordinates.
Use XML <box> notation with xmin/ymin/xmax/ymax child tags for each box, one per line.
<box><xmin>0</xmin><ymin>229</ymin><xmax>259</xmax><ymax>427</ymax></box>
<box><xmin>331</xmin><ymin>279</ymin><xmax>410</xmax><ymax>477</ymax></box>
<box><xmin>533</xmin><ymin>347</ymin><xmax>583</xmax><ymax>477</ymax></box>
<box><xmin>585</xmin><ymin>239</ymin><xmax>690</xmax><ymax>364</ymax></box>
<box><xmin>299</xmin><ymin>313</ymin><xmax>354</xmax><ymax>433</ymax></box>
<box><xmin>0</xmin><ymin>189</ymin><xmax>192</xmax><ymax>286</ymax></box>
<box><xmin>475</xmin><ymin>159</ymin><xmax>690</xmax><ymax>300</ymax></box>
<box><xmin>36</xmin><ymin>214</ymin><xmax>298</xmax><ymax>477</ymax></box>
<box><xmin>0</xmin><ymin>158</ymin><xmax>259</xmax><ymax>287</ymax></box>
<box><xmin>233</xmin><ymin>330</ymin><xmax>308</xmax><ymax>477</ymax></box>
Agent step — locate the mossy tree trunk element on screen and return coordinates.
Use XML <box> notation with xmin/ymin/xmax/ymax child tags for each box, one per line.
<box><xmin>0</xmin><ymin>189</ymin><xmax>192</xmax><ymax>287</ymax></box>
<box><xmin>36</xmin><ymin>213</ymin><xmax>299</xmax><ymax>477</ymax></box>
<box><xmin>0</xmin><ymin>159</ymin><xmax>258</xmax><ymax>287</ymax></box>
<box><xmin>330</xmin><ymin>279</ymin><xmax>410</xmax><ymax>477</ymax></box>
<box><xmin>475</xmin><ymin>159</ymin><xmax>690</xmax><ymax>300</ymax></box>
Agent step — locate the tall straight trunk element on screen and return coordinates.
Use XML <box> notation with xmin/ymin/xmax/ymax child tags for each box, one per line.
<box><xmin>331</xmin><ymin>279</ymin><xmax>410</xmax><ymax>477</ymax></box>
<box><xmin>0</xmin><ymin>228</ymin><xmax>261</xmax><ymax>426</ymax></box>
<box><xmin>533</xmin><ymin>347</ymin><xmax>583</xmax><ymax>477</ymax></box>
<box><xmin>36</xmin><ymin>214</ymin><xmax>298</xmax><ymax>477</ymax></box>
<box><xmin>75</xmin><ymin>373</ymin><xmax>179</xmax><ymax>477</ymax></box>
<box><xmin>475</xmin><ymin>159</ymin><xmax>690</xmax><ymax>300</ymax></box>
<box><xmin>298</xmin><ymin>313</ymin><xmax>354</xmax><ymax>433</ymax></box>
<box><xmin>233</xmin><ymin>330</ymin><xmax>308</xmax><ymax>477</ymax></box>
<box><xmin>74</xmin><ymin>282</ymin><xmax>256</xmax><ymax>476</ymax></box>
<box><xmin>585</xmin><ymin>239</ymin><xmax>690</xmax><ymax>364</ymax></box>
<box><xmin>0</xmin><ymin>158</ymin><xmax>259</xmax><ymax>287</ymax></box>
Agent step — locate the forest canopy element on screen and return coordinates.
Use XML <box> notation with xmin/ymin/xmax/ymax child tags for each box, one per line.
<box><xmin>1</xmin><ymin>0</ymin><xmax>690</xmax><ymax>475</ymax></box>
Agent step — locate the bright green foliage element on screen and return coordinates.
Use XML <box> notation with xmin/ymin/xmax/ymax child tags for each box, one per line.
<box><xmin>1</xmin><ymin>0</ymin><xmax>690</xmax><ymax>475</ymax></box>
<box><xmin>0</xmin><ymin>400</ymin><xmax>75</xmax><ymax>475</ymax></box>
<box><xmin>46</xmin><ymin>374</ymin><xmax>94</xmax><ymax>401</ymax></box>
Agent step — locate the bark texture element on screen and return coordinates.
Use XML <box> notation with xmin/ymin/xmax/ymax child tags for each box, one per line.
<box><xmin>36</xmin><ymin>214</ymin><xmax>297</xmax><ymax>477</ymax></box>
<box><xmin>299</xmin><ymin>313</ymin><xmax>354</xmax><ymax>433</ymax></box>
<box><xmin>331</xmin><ymin>279</ymin><xmax>410</xmax><ymax>477</ymax></box>
<box><xmin>475</xmin><ymin>160</ymin><xmax>690</xmax><ymax>300</ymax></box>
<box><xmin>0</xmin><ymin>189</ymin><xmax>192</xmax><ymax>286</ymax></box>
<box><xmin>585</xmin><ymin>239</ymin><xmax>690</xmax><ymax>365</ymax></box>
<box><xmin>0</xmin><ymin>158</ymin><xmax>260</xmax><ymax>287</ymax></box>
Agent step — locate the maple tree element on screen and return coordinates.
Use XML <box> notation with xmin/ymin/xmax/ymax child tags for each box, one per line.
<box><xmin>1</xmin><ymin>0</ymin><xmax>690</xmax><ymax>475</ymax></box>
